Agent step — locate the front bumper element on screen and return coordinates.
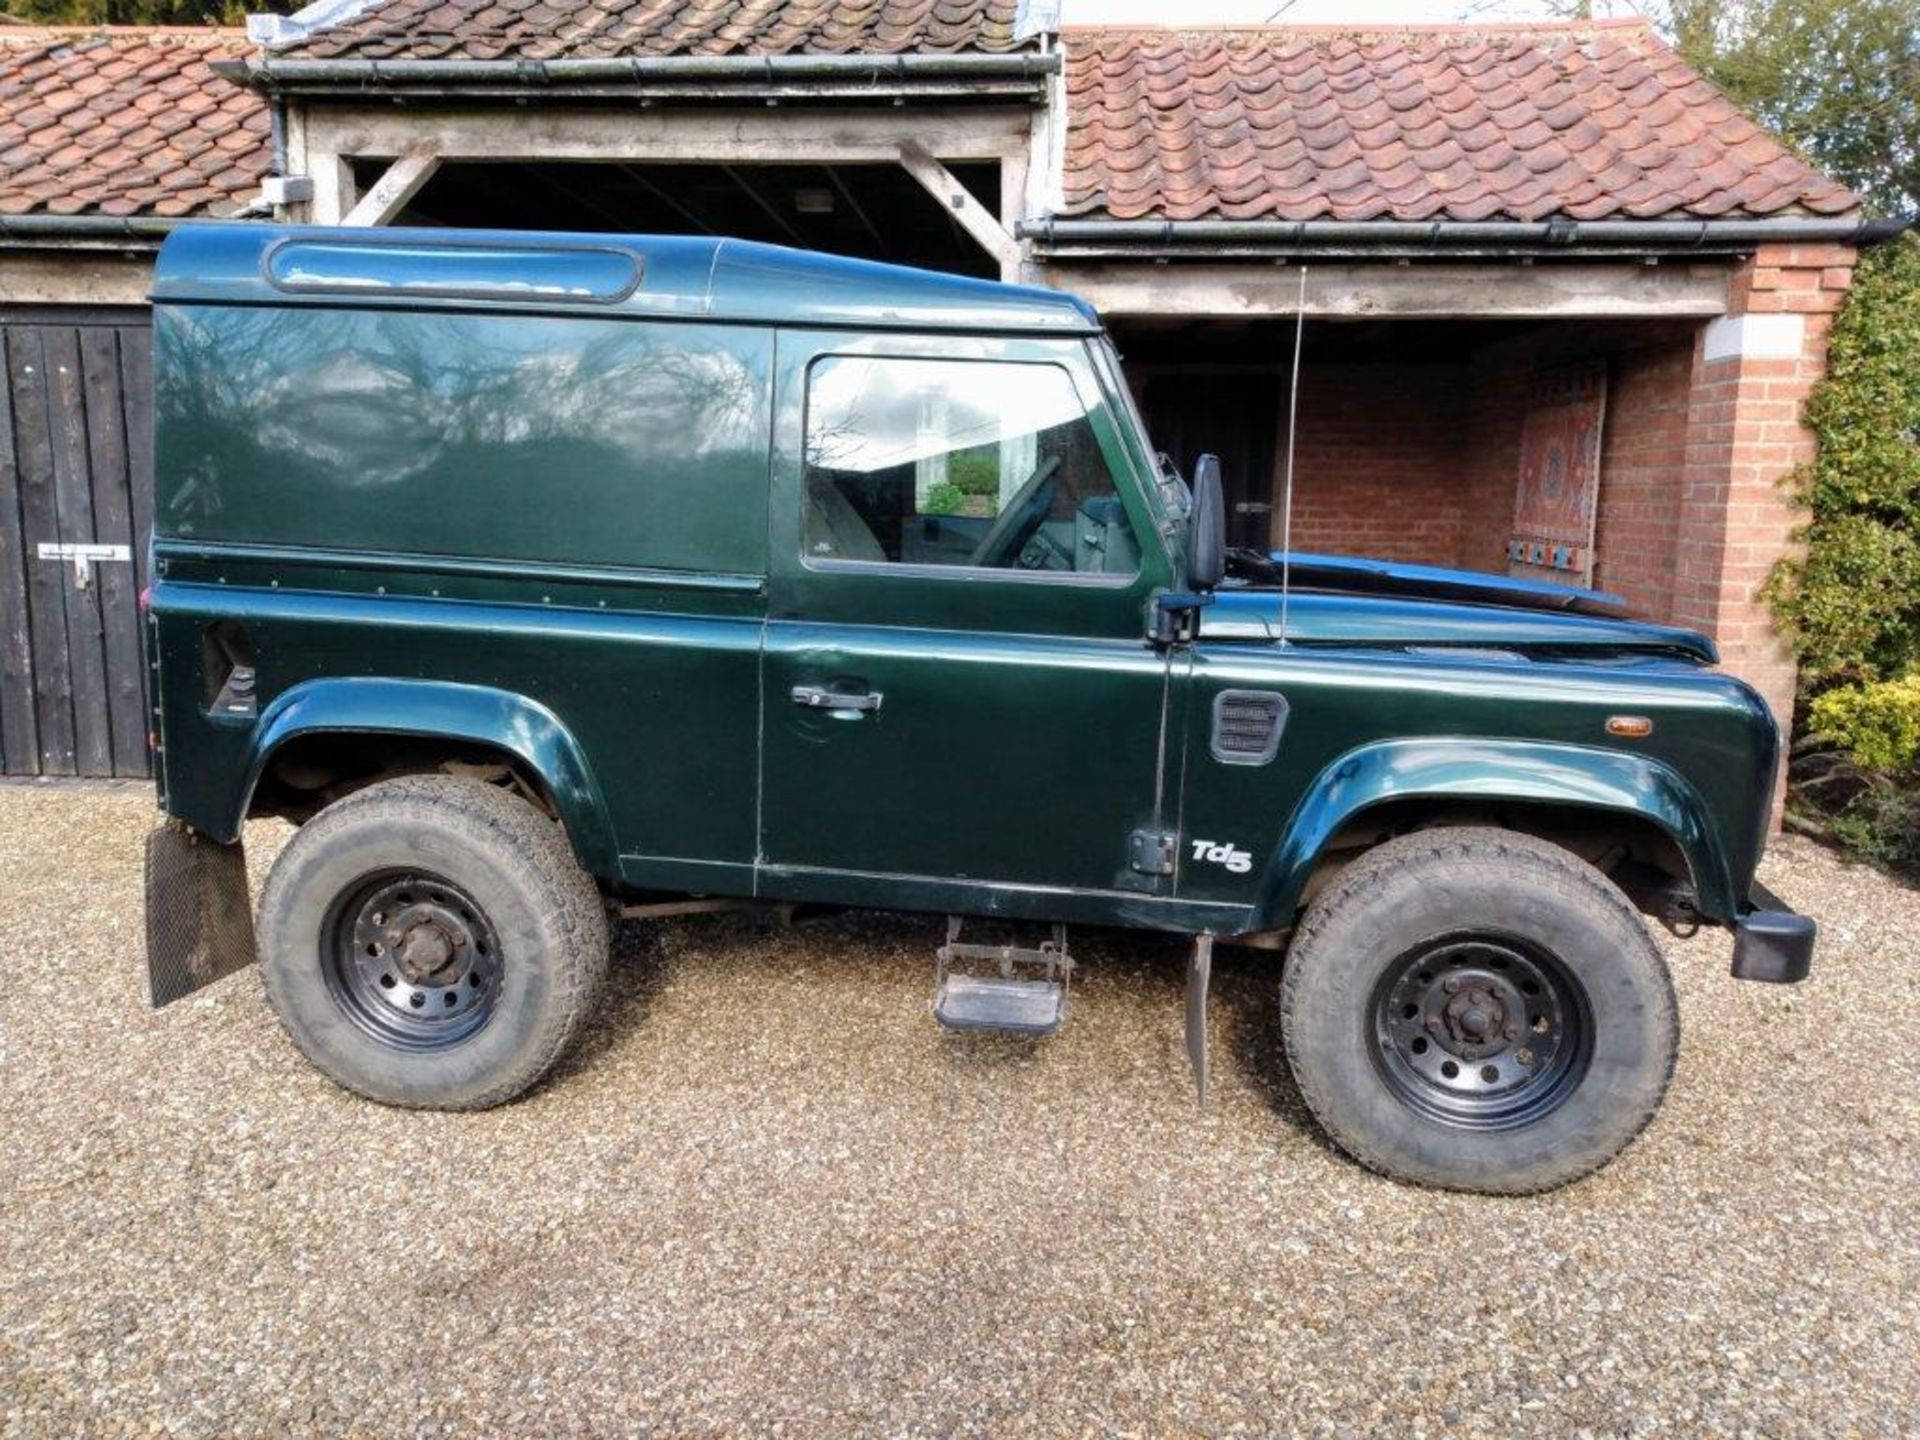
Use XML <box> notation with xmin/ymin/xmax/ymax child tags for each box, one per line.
<box><xmin>1730</xmin><ymin>881</ymin><xmax>1815</xmax><ymax>983</ymax></box>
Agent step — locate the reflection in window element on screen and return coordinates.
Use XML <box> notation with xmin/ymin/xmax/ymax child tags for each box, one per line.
<box><xmin>802</xmin><ymin>356</ymin><xmax>1140</xmax><ymax>575</ymax></box>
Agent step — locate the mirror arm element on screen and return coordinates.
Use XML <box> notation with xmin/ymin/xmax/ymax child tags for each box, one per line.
<box><xmin>1149</xmin><ymin>589</ymin><xmax>1215</xmax><ymax>647</ymax></box>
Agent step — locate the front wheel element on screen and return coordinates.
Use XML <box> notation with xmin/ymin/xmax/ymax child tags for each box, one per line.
<box><xmin>257</xmin><ymin>775</ymin><xmax>609</xmax><ymax>1110</ymax></box>
<box><xmin>1280</xmin><ymin>827</ymin><xmax>1678</xmax><ymax>1194</ymax></box>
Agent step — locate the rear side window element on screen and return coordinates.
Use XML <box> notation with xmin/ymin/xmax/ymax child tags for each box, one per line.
<box><xmin>802</xmin><ymin>356</ymin><xmax>1140</xmax><ymax>577</ymax></box>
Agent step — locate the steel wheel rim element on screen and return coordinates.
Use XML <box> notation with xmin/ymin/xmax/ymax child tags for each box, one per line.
<box><xmin>322</xmin><ymin>870</ymin><xmax>502</xmax><ymax>1050</ymax></box>
<box><xmin>1369</xmin><ymin>931</ymin><xmax>1592</xmax><ymax>1131</ymax></box>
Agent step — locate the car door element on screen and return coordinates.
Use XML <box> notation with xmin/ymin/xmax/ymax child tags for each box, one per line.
<box><xmin>758</xmin><ymin>330</ymin><xmax>1180</xmax><ymax>911</ymax></box>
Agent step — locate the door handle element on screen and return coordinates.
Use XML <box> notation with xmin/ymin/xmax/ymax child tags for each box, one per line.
<box><xmin>790</xmin><ymin>684</ymin><xmax>883</xmax><ymax>717</ymax></box>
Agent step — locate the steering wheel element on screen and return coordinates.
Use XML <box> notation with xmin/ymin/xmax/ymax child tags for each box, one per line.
<box><xmin>966</xmin><ymin>455</ymin><xmax>1062</xmax><ymax>569</ymax></box>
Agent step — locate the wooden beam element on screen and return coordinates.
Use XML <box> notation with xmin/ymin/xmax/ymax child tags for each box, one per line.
<box><xmin>283</xmin><ymin>101</ymin><xmax>314</xmax><ymax>221</ymax></box>
<box><xmin>897</xmin><ymin>140</ymin><xmax>1020</xmax><ymax>279</ymax></box>
<box><xmin>1043</xmin><ymin>262</ymin><xmax>1732</xmax><ymax>320</ymax></box>
<box><xmin>309</xmin><ymin>152</ymin><xmax>356</xmax><ymax>225</ymax></box>
<box><xmin>999</xmin><ymin>146</ymin><xmax>1029</xmax><ymax>233</ymax></box>
<box><xmin>315</xmin><ymin>106</ymin><xmax>1029</xmax><ymax>166</ymax></box>
<box><xmin>341</xmin><ymin>145</ymin><xmax>442</xmax><ymax>227</ymax></box>
<box><xmin>0</xmin><ymin>255</ymin><xmax>153</xmax><ymax>307</ymax></box>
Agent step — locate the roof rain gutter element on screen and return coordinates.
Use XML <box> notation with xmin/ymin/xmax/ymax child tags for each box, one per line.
<box><xmin>214</xmin><ymin>51</ymin><xmax>1061</xmax><ymax>101</ymax></box>
<box><xmin>0</xmin><ymin>214</ymin><xmax>180</xmax><ymax>251</ymax></box>
<box><xmin>1020</xmin><ymin>214</ymin><xmax>1913</xmax><ymax>260</ymax></box>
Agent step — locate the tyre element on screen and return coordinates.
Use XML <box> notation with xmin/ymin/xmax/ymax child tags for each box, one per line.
<box><xmin>257</xmin><ymin>775</ymin><xmax>609</xmax><ymax>1109</ymax></box>
<box><xmin>1280</xmin><ymin>827</ymin><xmax>1678</xmax><ymax>1194</ymax></box>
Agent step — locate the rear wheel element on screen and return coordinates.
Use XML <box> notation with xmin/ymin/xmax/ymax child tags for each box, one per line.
<box><xmin>1281</xmin><ymin>827</ymin><xmax>1677</xmax><ymax>1194</ymax></box>
<box><xmin>258</xmin><ymin>775</ymin><xmax>608</xmax><ymax>1109</ymax></box>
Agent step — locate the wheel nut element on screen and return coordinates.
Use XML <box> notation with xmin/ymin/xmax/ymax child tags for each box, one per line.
<box><xmin>1426</xmin><ymin>1016</ymin><xmax>1444</xmax><ymax>1033</ymax></box>
<box><xmin>1443</xmin><ymin>978</ymin><xmax>1463</xmax><ymax>994</ymax></box>
<box><xmin>1505</xmin><ymin>1024</ymin><xmax>1521</xmax><ymax>1041</ymax></box>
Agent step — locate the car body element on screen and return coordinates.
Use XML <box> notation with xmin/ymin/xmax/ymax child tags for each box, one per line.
<box><xmin>141</xmin><ymin>225</ymin><xmax>1814</xmax><ymax>1191</ymax></box>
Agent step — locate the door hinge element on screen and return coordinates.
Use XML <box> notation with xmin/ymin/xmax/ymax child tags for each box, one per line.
<box><xmin>1129</xmin><ymin>828</ymin><xmax>1178</xmax><ymax>876</ymax></box>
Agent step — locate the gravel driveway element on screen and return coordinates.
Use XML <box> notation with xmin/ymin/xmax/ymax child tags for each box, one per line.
<box><xmin>2</xmin><ymin>781</ymin><xmax>1915</xmax><ymax>1437</ymax></box>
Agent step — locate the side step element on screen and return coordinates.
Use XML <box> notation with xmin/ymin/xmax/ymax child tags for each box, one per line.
<box><xmin>933</xmin><ymin>917</ymin><xmax>1071</xmax><ymax>1037</ymax></box>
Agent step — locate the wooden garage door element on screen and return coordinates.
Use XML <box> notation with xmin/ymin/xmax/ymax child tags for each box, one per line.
<box><xmin>0</xmin><ymin>314</ymin><xmax>154</xmax><ymax>779</ymax></box>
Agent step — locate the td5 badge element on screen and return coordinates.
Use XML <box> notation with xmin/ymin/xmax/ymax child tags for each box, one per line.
<box><xmin>1190</xmin><ymin>839</ymin><xmax>1254</xmax><ymax>875</ymax></box>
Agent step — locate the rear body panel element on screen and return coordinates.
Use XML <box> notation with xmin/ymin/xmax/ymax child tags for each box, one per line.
<box><xmin>150</xmin><ymin>282</ymin><xmax>773</xmax><ymax>885</ymax></box>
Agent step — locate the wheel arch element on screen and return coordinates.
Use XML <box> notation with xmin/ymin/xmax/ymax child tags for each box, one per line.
<box><xmin>222</xmin><ymin>678</ymin><xmax>619</xmax><ymax>878</ymax></box>
<box><xmin>1252</xmin><ymin>737</ymin><xmax>1738</xmax><ymax>931</ymax></box>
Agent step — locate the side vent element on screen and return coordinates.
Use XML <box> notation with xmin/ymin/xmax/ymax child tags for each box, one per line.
<box><xmin>1211</xmin><ymin>689</ymin><xmax>1287</xmax><ymax>766</ymax></box>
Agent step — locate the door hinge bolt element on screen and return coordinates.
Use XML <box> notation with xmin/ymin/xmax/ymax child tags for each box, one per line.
<box><xmin>1128</xmin><ymin>829</ymin><xmax>1177</xmax><ymax>876</ymax></box>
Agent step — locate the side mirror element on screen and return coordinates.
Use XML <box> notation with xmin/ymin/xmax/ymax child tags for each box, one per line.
<box><xmin>1188</xmin><ymin>452</ymin><xmax>1226</xmax><ymax>592</ymax></box>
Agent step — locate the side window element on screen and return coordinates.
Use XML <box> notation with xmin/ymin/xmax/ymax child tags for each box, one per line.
<box><xmin>802</xmin><ymin>355</ymin><xmax>1141</xmax><ymax>576</ymax></box>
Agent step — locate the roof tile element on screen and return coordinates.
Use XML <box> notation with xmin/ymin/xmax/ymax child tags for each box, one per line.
<box><xmin>0</xmin><ymin>28</ymin><xmax>267</xmax><ymax>218</ymax></box>
<box><xmin>1062</xmin><ymin>21</ymin><xmax>1859</xmax><ymax>225</ymax></box>
<box><xmin>0</xmin><ymin>11</ymin><xmax>1864</xmax><ymax>229</ymax></box>
<box><xmin>273</xmin><ymin>0</ymin><xmax>1024</xmax><ymax>59</ymax></box>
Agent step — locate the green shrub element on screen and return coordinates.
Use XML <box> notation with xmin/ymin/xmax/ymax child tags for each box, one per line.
<box><xmin>1807</xmin><ymin>675</ymin><xmax>1920</xmax><ymax>773</ymax></box>
<box><xmin>922</xmin><ymin>480</ymin><xmax>967</xmax><ymax>516</ymax></box>
<box><xmin>948</xmin><ymin>449</ymin><xmax>1003</xmax><ymax>497</ymax></box>
<box><xmin>1772</xmin><ymin>514</ymin><xmax>1920</xmax><ymax>686</ymax></box>
<box><xmin>1791</xmin><ymin>749</ymin><xmax>1920</xmax><ymax>871</ymax></box>
<box><xmin>1820</xmin><ymin>786</ymin><xmax>1920</xmax><ymax>870</ymax></box>
<box><xmin>1769</xmin><ymin>233</ymin><xmax>1920</xmax><ymax>869</ymax></box>
<box><xmin>1768</xmin><ymin>233</ymin><xmax>1920</xmax><ymax>687</ymax></box>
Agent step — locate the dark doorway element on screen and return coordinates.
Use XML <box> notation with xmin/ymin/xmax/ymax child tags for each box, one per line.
<box><xmin>1135</xmin><ymin>372</ymin><xmax>1281</xmax><ymax>550</ymax></box>
<box><xmin>386</xmin><ymin>159</ymin><xmax>1004</xmax><ymax>278</ymax></box>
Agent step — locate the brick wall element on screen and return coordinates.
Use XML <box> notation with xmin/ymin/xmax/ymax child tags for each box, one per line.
<box><xmin>1458</xmin><ymin>348</ymin><xmax>1527</xmax><ymax>574</ymax></box>
<box><xmin>1670</xmin><ymin>243</ymin><xmax>1856</xmax><ymax>730</ymax></box>
<box><xmin>1284</xmin><ymin>361</ymin><xmax>1469</xmax><ymax>566</ymax></box>
<box><xmin>1452</xmin><ymin>329</ymin><xmax>1699</xmax><ymax>601</ymax></box>
<box><xmin>1268</xmin><ymin>342</ymin><xmax>1711</xmax><ymax>595</ymax></box>
<box><xmin>1592</xmin><ymin>338</ymin><xmax>1694</xmax><ymax>619</ymax></box>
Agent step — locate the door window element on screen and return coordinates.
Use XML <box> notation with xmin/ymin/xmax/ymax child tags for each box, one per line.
<box><xmin>802</xmin><ymin>356</ymin><xmax>1140</xmax><ymax>576</ymax></box>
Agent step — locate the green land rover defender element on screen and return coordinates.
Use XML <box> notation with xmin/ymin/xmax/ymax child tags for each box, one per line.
<box><xmin>143</xmin><ymin>224</ymin><xmax>1814</xmax><ymax>1193</ymax></box>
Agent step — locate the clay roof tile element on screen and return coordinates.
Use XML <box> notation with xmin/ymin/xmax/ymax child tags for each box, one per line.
<box><xmin>0</xmin><ymin>28</ymin><xmax>266</xmax><ymax>218</ymax></box>
<box><xmin>268</xmin><ymin>0</ymin><xmax>1025</xmax><ymax>59</ymax></box>
<box><xmin>1056</xmin><ymin>20</ymin><xmax>1859</xmax><ymax>223</ymax></box>
<box><xmin>2</xmin><ymin>11</ymin><xmax>1865</xmax><ymax>228</ymax></box>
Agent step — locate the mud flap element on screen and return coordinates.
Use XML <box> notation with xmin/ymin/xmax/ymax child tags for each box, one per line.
<box><xmin>1186</xmin><ymin>933</ymin><xmax>1213</xmax><ymax>1105</ymax></box>
<box><xmin>145</xmin><ymin>821</ymin><xmax>257</xmax><ymax>1007</ymax></box>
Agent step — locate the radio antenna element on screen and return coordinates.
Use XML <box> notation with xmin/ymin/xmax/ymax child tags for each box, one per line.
<box><xmin>1277</xmin><ymin>265</ymin><xmax>1307</xmax><ymax>644</ymax></box>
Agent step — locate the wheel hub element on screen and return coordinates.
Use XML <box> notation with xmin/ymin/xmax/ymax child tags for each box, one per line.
<box><xmin>392</xmin><ymin>909</ymin><xmax>462</xmax><ymax>982</ymax></box>
<box><xmin>324</xmin><ymin>872</ymin><xmax>502</xmax><ymax>1049</ymax></box>
<box><xmin>1372</xmin><ymin>934</ymin><xmax>1590</xmax><ymax>1131</ymax></box>
<box><xmin>1429</xmin><ymin>971</ymin><xmax>1525</xmax><ymax>1060</ymax></box>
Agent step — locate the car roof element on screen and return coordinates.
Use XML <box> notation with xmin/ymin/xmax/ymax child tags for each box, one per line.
<box><xmin>152</xmin><ymin>223</ymin><xmax>1103</xmax><ymax>335</ymax></box>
